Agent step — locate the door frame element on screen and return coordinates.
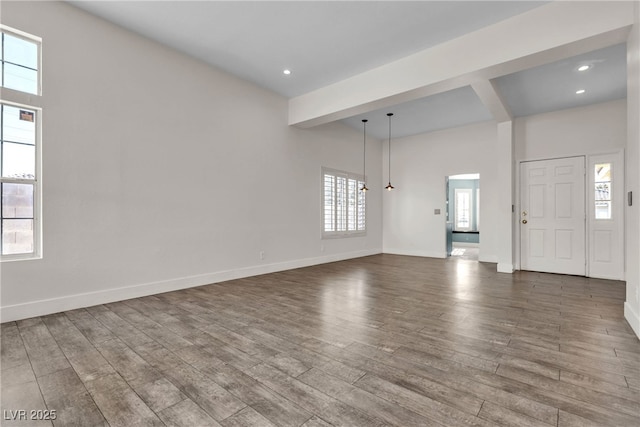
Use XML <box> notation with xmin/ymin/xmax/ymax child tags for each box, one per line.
<box><xmin>515</xmin><ymin>151</ymin><xmax>625</xmax><ymax>279</ymax></box>
<box><xmin>518</xmin><ymin>156</ymin><xmax>586</xmax><ymax>276</ymax></box>
<box><xmin>444</xmin><ymin>173</ymin><xmax>481</xmax><ymax>259</ymax></box>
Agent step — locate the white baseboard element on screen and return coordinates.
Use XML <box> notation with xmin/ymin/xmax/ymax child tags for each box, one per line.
<box><xmin>497</xmin><ymin>263</ymin><xmax>515</xmax><ymax>273</ymax></box>
<box><xmin>0</xmin><ymin>248</ymin><xmax>382</xmax><ymax>323</ymax></box>
<box><xmin>587</xmin><ymin>272</ymin><xmax>625</xmax><ymax>281</ymax></box>
<box><xmin>624</xmin><ymin>301</ymin><xmax>640</xmax><ymax>339</ymax></box>
<box><xmin>383</xmin><ymin>248</ymin><xmax>447</xmax><ymax>259</ymax></box>
<box><xmin>479</xmin><ymin>255</ymin><xmax>498</xmax><ymax>263</ymax></box>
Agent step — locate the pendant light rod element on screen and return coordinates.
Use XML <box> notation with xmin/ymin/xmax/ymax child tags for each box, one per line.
<box><xmin>361</xmin><ymin>119</ymin><xmax>368</xmax><ymax>192</ymax></box>
<box><xmin>386</xmin><ymin>113</ymin><xmax>395</xmax><ymax>191</ymax></box>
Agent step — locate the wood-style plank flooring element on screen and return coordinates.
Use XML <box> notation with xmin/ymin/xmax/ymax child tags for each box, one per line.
<box><xmin>1</xmin><ymin>254</ymin><xmax>639</xmax><ymax>426</ymax></box>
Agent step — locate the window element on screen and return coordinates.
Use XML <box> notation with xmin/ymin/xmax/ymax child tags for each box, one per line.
<box><xmin>594</xmin><ymin>163</ymin><xmax>612</xmax><ymax>220</ymax></box>
<box><xmin>1</xmin><ymin>27</ymin><xmax>41</xmax><ymax>261</ymax></box>
<box><xmin>1</xmin><ymin>27</ymin><xmax>40</xmax><ymax>95</ymax></box>
<box><xmin>454</xmin><ymin>188</ymin><xmax>472</xmax><ymax>231</ymax></box>
<box><xmin>1</xmin><ymin>102</ymin><xmax>40</xmax><ymax>259</ymax></box>
<box><xmin>322</xmin><ymin>168</ymin><xmax>365</xmax><ymax>237</ymax></box>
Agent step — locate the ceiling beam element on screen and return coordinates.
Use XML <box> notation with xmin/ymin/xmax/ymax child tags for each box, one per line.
<box><xmin>289</xmin><ymin>1</ymin><xmax>633</xmax><ymax>128</ymax></box>
<box><xmin>471</xmin><ymin>79</ymin><xmax>511</xmax><ymax>123</ymax></box>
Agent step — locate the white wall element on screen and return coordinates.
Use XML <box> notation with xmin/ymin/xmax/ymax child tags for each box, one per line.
<box><xmin>514</xmin><ymin>99</ymin><xmax>627</xmax><ymax>161</ymax></box>
<box><xmin>382</xmin><ymin>121</ymin><xmax>502</xmax><ymax>263</ymax></box>
<box><xmin>0</xmin><ymin>1</ymin><xmax>383</xmax><ymax>321</ymax></box>
<box><xmin>625</xmin><ymin>2</ymin><xmax>640</xmax><ymax>338</ymax></box>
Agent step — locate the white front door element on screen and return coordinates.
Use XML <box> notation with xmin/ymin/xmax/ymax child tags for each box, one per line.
<box><xmin>520</xmin><ymin>157</ymin><xmax>586</xmax><ymax>275</ymax></box>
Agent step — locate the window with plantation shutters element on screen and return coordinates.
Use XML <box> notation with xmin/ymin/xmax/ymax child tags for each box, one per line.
<box><xmin>322</xmin><ymin>168</ymin><xmax>366</xmax><ymax>237</ymax></box>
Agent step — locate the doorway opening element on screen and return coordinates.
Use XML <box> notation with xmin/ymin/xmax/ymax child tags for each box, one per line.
<box><xmin>446</xmin><ymin>173</ymin><xmax>480</xmax><ymax>261</ymax></box>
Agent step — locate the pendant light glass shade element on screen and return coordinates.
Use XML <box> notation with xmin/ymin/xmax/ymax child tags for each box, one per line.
<box><xmin>361</xmin><ymin>119</ymin><xmax>368</xmax><ymax>192</ymax></box>
<box><xmin>386</xmin><ymin>113</ymin><xmax>394</xmax><ymax>191</ymax></box>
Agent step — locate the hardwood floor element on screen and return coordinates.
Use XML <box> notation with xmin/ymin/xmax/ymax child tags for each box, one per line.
<box><xmin>1</xmin><ymin>254</ymin><xmax>639</xmax><ymax>426</ymax></box>
<box><xmin>450</xmin><ymin>245</ymin><xmax>479</xmax><ymax>261</ymax></box>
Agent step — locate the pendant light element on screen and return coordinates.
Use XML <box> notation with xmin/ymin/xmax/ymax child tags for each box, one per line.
<box><xmin>360</xmin><ymin>119</ymin><xmax>369</xmax><ymax>192</ymax></box>
<box><xmin>385</xmin><ymin>113</ymin><xmax>395</xmax><ymax>191</ymax></box>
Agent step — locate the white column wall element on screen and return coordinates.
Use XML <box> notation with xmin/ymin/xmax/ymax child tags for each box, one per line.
<box><xmin>496</xmin><ymin>121</ymin><xmax>514</xmax><ymax>273</ymax></box>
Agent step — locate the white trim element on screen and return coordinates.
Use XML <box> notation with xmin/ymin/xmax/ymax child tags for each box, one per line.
<box><xmin>624</xmin><ymin>302</ymin><xmax>640</xmax><ymax>339</ymax></box>
<box><xmin>449</xmin><ymin>173</ymin><xmax>480</xmax><ymax>180</ymax></box>
<box><xmin>0</xmin><ymin>248</ymin><xmax>382</xmax><ymax>322</ymax></box>
<box><xmin>479</xmin><ymin>255</ymin><xmax>498</xmax><ymax>264</ymax></box>
<box><xmin>383</xmin><ymin>248</ymin><xmax>447</xmax><ymax>259</ymax></box>
<box><xmin>0</xmin><ymin>24</ymin><xmax>42</xmax><ymax>43</ymax></box>
<box><xmin>497</xmin><ymin>263</ymin><xmax>515</xmax><ymax>273</ymax></box>
<box><xmin>384</xmin><ymin>248</ymin><xmax>501</xmax><ymax>269</ymax></box>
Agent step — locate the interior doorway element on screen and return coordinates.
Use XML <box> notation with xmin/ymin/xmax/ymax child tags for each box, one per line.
<box><xmin>446</xmin><ymin>173</ymin><xmax>480</xmax><ymax>261</ymax></box>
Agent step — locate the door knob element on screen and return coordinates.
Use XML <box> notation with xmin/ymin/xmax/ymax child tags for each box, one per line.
<box><xmin>522</xmin><ymin>219</ymin><xmax>528</xmax><ymax>224</ymax></box>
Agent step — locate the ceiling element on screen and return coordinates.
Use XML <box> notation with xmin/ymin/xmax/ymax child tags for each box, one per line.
<box><xmin>494</xmin><ymin>43</ymin><xmax>627</xmax><ymax>118</ymax></box>
<box><xmin>68</xmin><ymin>1</ymin><xmax>628</xmax><ymax>140</ymax></box>
<box><xmin>344</xmin><ymin>43</ymin><xmax>627</xmax><ymax>139</ymax></box>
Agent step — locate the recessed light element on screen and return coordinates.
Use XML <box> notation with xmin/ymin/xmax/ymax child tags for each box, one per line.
<box><xmin>283</xmin><ymin>69</ymin><xmax>291</xmax><ymax>75</ymax></box>
<box><xmin>578</xmin><ymin>65</ymin><xmax>590</xmax><ymax>71</ymax></box>
<box><xmin>576</xmin><ymin>89</ymin><xmax>586</xmax><ymax>94</ymax></box>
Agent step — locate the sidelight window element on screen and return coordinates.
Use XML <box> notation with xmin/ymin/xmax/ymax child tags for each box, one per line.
<box><xmin>594</xmin><ymin>163</ymin><xmax>612</xmax><ymax>220</ymax></box>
